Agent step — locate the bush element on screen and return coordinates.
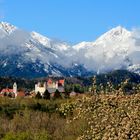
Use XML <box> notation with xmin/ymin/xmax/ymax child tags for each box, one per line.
<box><xmin>71</xmin><ymin>94</ymin><xmax>140</xmax><ymax>140</ymax></box>
<box><xmin>2</xmin><ymin>131</ymin><xmax>51</xmax><ymax>140</ymax></box>
<box><xmin>57</xmin><ymin>102</ymin><xmax>76</xmax><ymax>117</ymax></box>
<box><xmin>2</xmin><ymin>132</ymin><xmax>29</xmax><ymax>140</ymax></box>
<box><xmin>54</xmin><ymin>89</ymin><xmax>62</xmax><ymax>99</ymax></box>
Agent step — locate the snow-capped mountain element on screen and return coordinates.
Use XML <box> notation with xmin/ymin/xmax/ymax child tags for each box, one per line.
<box><xmin>73</xmin><ymin>26</ymin><xmax>140</xmax><ymax>74</ymax></box>
<box><xmin>0</xmin><ymin>22</ymin><xmax>17</xmax><ymax>35</ymax></box>
<box><xmin>0</xmin><ymin>22</ymin><xmax>140</xmax><ymax>78</ymax></box>
<box><xmin>0</xmin><ymin>22</ymin><xmax>93</xmax><ymax>78</ymax></box>
<box><xmin>128</xmin><ymin>64</ymin><xmax>140</xmax><ymax>75</ymax></box>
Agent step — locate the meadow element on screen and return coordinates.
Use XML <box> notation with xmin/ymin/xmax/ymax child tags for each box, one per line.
<box><xmin>0</xmin><ymin>89</ymin><xmax>140</xmax><ymax>140</ymax></box>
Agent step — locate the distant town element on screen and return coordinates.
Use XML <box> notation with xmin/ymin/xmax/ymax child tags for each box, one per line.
<box><xmin>0</xmin><ymin>78</ymin><xmax>81</xmax><ymax>99</ymax></box>
<box><xmin>0</xmin><ymin>79</ymin><xmax>60</xmax><ymax>98</ymax></box>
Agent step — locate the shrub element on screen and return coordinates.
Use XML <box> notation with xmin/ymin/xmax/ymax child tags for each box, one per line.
<box><xmin>2</xmin><ymin>131</ymin><xmax>51</xmax><ymax>140</ymax></box>
<box><xmin>57</xmin><ymin>102</ymin><xmax>76</xmax><ymax>117</ymax></box>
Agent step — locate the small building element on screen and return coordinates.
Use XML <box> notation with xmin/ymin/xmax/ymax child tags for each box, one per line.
<box><xmin>17</xmin><ymin>91</ymin><xmax>25</xmax><ymax>98</ymax></box>
<box><xmin>0</xmin><ymin>83</ymin><xmax>27</xmax><ymax>98</ymax></box>
<box><xmin>0</xmin><ymin>82</ymin><xmax>18</xmax><ymax>98</ymax></box>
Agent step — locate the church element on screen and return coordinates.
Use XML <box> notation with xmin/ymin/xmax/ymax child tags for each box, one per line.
<box><xmin>0</xmin><ymin>83</ymin><xmax>18</xmax><ymax>98</ymax></box>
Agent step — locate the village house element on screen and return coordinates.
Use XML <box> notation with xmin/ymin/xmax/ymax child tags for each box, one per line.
<box><xmin>0</xmin><ymin>83</ymin><xmax>25</xmax><ymax>98</ymax></box>
<box><xmin>0</xmin><ymin>82</ymin><xmax>17</xmax><ymax>98</ymax></box>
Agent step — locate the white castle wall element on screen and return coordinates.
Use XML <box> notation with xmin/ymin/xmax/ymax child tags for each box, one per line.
<box><xmin>35</xmin><ymin>82</ymin><xmax>47</xmax><ymax>96</ymax></box>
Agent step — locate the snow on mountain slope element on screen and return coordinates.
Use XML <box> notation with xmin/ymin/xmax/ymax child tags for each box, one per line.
<box><xmin>0</xmin><ymin>22</ymin><xmax>91</xmax><ymax>77</ymax></box>
<box><xmin>128</xmin><ymin>64</ymin><xmax>140</xmax><ymax>75</ymax></box>
<box><xmin>72</xmin><ymin>26</ymin><xmax>140</xmax><ymax>74</ymax></box>
<box><xmin>0</xmin><ymin>22</ymin><xmax>17</xmax><ymax>33</ymax></box>
<box><xmin>31</xmin><ymin>31</ymin><xmax>70</xmax><ymax>51</ymax></box>
<box><xmin>73</xmin><ymin>41</ymin><xmax>95</xmax><ymax>51</ymax></box>
<box><xmin>0</xmin><ymin>21</ymin><xmax>140</xmax><ymax>77</ymax></box>
<box><xmin>73</xmin><ymin>26</ymin><xmax>131</xmax><ymax>50</ymax></box>
<box><xmin>0</xmin><ymin>22</ymin><xmax>17</xmax><ymax>37</ymax></box>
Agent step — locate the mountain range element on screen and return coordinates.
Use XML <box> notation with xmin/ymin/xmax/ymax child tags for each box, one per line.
<box><xmin>0</xmin><ymin>22</ymin><xmax>140</xmax><ymax>78</ymax></box>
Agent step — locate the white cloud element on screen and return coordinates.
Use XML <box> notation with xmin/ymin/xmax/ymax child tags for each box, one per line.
<box><xmin>68</xmin><ymin>26</ymin><xmax>140</xmax><ymax>73</ymax></box>
<box><xmin>0</xmin><ymin>23</ymin><xmax>140</xmax><ymax>74</ymax></box>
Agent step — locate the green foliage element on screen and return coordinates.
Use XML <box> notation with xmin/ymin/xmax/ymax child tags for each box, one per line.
<box><xmin>2</xmin><ymin>132</ymin><xmax>29</xmax><ymax>140</ymax></box>
<box><xmin>65</xmin><ymin>84</ymin><xmax>85</xmax><ymax>94</ymax></box>
<box><xmin>74</xmin><ymin>84</ymin><xmax>84</xmax><ymax>93</ymax></box>
<box><xmin>54</xmin><ymin>89</ymin><xmax>62</xmax><ymax>99</ymax></box>
<box><xmin>95</xmin><ymin>70</ymin><xmax>140</xmax><ymax>87</ymax></box>
<box><xmin>2</xmin><ymin>131</ymin><xmax>51</xmax><ymax>140</ymax></box>
<box><xmin>64</xmin><ymin>84</ymin><xmax>73</xmax><ymax>93</ymax></box>
<box><xmin>0</xmin><ymin>77</ymin><xmax>36</xmax><ymax>91</ymax></box>
<box><xmin>33</xmin><ymin>131</ymin><xmax>51</xmax><ymax>140</ymax></box>
<box><xmin>91</xmin><ymin>76</ymin><xmax>140</xmax><ymax>95</ymax></box>
<box><xmin>57</xmin><ymin>102</ymin><xmax>76</xmax><ymax>117</ymax></box>
<box><xmin>0</xmin><ymin>87</ymin><xmax>140</xmax><ymax>139</ymax></box>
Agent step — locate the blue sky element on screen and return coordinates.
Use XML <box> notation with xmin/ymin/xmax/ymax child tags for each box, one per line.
<box><xmin>0</xmin><ymin>0</ymin><xmax>140</xmax><ymax>43</ymax></box>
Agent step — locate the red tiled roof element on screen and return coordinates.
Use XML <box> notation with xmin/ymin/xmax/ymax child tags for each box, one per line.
<box><xmin>17</xmin><ymin>91</ymin><xmax>25</xmax><ymax>97</ymax></box>
<box><xmin>58</xmin><ymin>79</ymin><xmax>65</xmax><ymax>85</ymax></box>
<box><xmin>47</xmin><ymin>79</ymin><xmax>52</xmax><ymax>84</ymax></box>
<box><xmin>1</xmin><ymin>88</ymin><xmax>13</xmax><ymax>93</ymax></box>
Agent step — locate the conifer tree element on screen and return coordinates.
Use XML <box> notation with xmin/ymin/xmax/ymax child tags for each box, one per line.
<box><xmin>35</xmin><ymin>91</ymin><xmax>42</xmax><ymax>99</ymax></box>
<box><xmin>43</xmin><ymin>89</ymin><xmax>50</xmax><ymax>100</ymax></box>
<box><xmin>54</xmin><ymin>89</ymin><xmax>61</xmax><ymax>99</ymax></box>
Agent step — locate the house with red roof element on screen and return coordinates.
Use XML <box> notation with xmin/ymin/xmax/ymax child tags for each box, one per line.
<box><xmin>0</xmin><ymin>82</ymin><xmax>17</xmax><ymax>98</ymax></box>
<box><xmin>0</xmin><ymin>83</ymin><xmax>26</xmax><ymax>98</ymax></box>
<box><xmin>1</xmin><ymin>88</ymin><xmax>13</xmax><ymax>93</ymax></box>
<box><xmin>58</xmin><ymin>79</ymin><xmax>65</xmax><ymax>86</ymax></box>
<box><xmin>17</xmin><ymin>91</ymin><xmax>25</xmax><ymax>98</ymax></box>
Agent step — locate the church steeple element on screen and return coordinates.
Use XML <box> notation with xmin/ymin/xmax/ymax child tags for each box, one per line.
<box><xmin>13</xmin><ymin>82</ymin><xmax>17</xmax><ymax>98</ymax></box>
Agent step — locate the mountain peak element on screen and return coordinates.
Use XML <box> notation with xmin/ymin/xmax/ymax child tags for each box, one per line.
<box><xmin>0</xmin><ymin>22</ymin><xmax>139</xmax><ymax>77</ymax></box>
<box><xmin>109</xmin><ymin>26</ymin><xmax>129</xmax><ymax>35</ymax></box>
<box><xmin>96</xmin><ymin>26</ymin><xmax>131</xmax><ymax>42</ymax></box>
<box><xmin>0</xmin><ymin>21</ymin><xmax>17</xmax><ymax>34</ymax></box>
<box><xmin>112</xmin><ymin>25</ymin><xmax>124</xmax><ymax>30</ymax></box>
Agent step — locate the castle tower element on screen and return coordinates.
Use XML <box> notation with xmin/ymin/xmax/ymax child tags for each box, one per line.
<box><xmin>13</xmin><ymin>82</ymin><xmax>17</xmax><ymax>98</ymax></box>
<box><xmin>35</xmin><ymin>84</ymin><xmax>38</xmax><ymax>93</ymax></box>
<box><xmin>34</xmin><ymin>82</ymin><xmax>47</xmax><ymax>96</ymax></box>
<box><xmin>55</xmin><ymin>81</ymin><xmax>58</xmax><ymax>89</ymax></box>
<box><xmin>43</xmin><ymin>82</ymin><xmax>47</xmax><ymax>90</ymax></box>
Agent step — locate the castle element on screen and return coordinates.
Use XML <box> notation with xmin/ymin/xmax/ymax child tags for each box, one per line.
<box><xmin>35</xmin><ymin>79</ymin><xmax>65</xmax><ymax>95</ymax></box>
